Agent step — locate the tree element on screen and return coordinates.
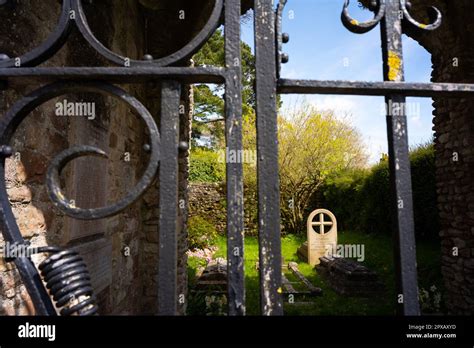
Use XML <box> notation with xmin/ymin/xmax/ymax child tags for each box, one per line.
<box><xmin>278</xmin><ymin>103</ymin><xmax>368</xmax><ymax>234</ymax></box>
<box><xmin>191</xmin><ymin>30</ymin><xmax>368</xmax><ymax>236</ymax></box>
<box><xmin>192</xmin><ymin>29</ymin><xmax>255</xmax><ymax>148</ymax></box>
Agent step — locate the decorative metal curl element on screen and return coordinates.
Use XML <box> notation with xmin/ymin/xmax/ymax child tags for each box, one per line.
<box><xmin>0</xmin><ymin>0</ymin><xmax>72</xmax><ymax>68</ymax></box>
<box><xmin>341</xmin><ymin>0</ymin><xmax>386</xmax><ymax>34</ymax></box>
<box><xmin>0</xmin><ymin>82</ymin><xmax>160</xmax><ymax>221</ymax></box>
<box><xmin>73</xmin><ymin>0</ymin><xmax>224</xmax><ymax>67</ymax></box>
<box><xmin>400</xmin><ymin>0</ymin><xmax>442</xmax><ymax>31</ymax></box>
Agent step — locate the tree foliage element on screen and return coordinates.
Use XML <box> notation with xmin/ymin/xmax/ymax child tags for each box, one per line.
<box><xmin>192</xmin><ymin>29</ymin><xmax>255</xmax><ymax>148</ymax></box>
<box><xmin>188</xmin><ymin>216</ymin><xmax>218</xmax><ymax>249</ymax></box>
<box><xmin>190</xmin><ymin>31</ymin><xmax>369</xmax><ymax>236</ymax></box>
<box><xmin>189</xmin><ymin>147</ymin><xmax>225</xmax><ymax>183</ymax></box>
<box><xmin>278</xmin><ymin>104</ymin><xmax>368</xmax><ymax>234</ymax></box>
<box><xmin>321</xmin><ymin>142</ymin><xmax>438</xmax><ymax>239</ymax></box>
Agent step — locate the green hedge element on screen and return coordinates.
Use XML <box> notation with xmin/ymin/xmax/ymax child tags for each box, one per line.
<box><xmin>188</xmin><ymin>216</ymin><xmax>218</xmax><ymax>249</ymax></box>
<box><xmin>320</xmin><ymin>143</ymin><xmax>439</xmax><ymax>240</ymax></box>
<box><xmin>189</xmin><ymin>147</ymin><xmax>225</xmax><ymax>183</ymax></box>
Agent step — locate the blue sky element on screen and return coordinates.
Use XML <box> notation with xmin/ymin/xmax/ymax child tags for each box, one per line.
<box><xmin>241</xmin><ymin>0</ymin><xmax>434</xmax><ymax>164</ymax></box>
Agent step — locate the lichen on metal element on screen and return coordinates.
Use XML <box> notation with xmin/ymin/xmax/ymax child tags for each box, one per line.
<box><xmin>388</xmin><ymin>51</ymin><xmax>402</xmax><ymax>81</ymax></box>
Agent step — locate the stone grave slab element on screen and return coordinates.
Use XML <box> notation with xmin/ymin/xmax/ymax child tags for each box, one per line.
<box><xmin>195</xmin><ymin>258</ymin><xmax>227</xmax><ymax>292</ymax></box>
<box><xmin>316</xmin><ymin>256</ymin><xmax>384</xmax><ymax>297</ymax></box>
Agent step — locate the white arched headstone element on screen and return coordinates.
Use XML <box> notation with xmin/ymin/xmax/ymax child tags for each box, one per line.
<box><xmin>306</xmin><ymin>209</ymin><xmax>338</xmax><ymax>265</ymax></box>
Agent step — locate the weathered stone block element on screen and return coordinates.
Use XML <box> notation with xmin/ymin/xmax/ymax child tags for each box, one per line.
<box><xmin>316</xmin><ymin>256</ymin><xmax>384</xmax><ymax>297</ymax></box>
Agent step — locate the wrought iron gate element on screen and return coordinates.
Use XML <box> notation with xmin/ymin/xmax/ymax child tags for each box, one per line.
<box><xmin>1</xmin><ymin>0</ymin><xmax>474</xmax><ymax>316</ymax></box>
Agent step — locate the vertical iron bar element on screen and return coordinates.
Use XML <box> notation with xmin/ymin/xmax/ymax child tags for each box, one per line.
<box><xmin>0</xmin><ymin>183</ymin><xmax>57</xmax><ymax>316</ymax></box>
<box><xmin>254</xmin><ymin>0</ymin><xmax>283</xmax><ymax>315</ymax></box>
<box><xmin>380</xmin><ymin>0</ymin><xmax>420</xmax><ymax>315</ymax></box>
<box><xmin>158</xmin><ymin>80</ymin><xmax>181</xmax><ymax>315</ymax></box>
<box><xmin>0</xmin><ymin>84</ymin><xmax>57</xmax><ymax>315</ymax></box>
<box><xmin>224</xmin><ymin>0</ymin><xmax>245</xmax><ymax>315</ymax></box>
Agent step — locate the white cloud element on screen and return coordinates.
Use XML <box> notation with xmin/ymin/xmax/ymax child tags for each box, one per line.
<box><xmin>307</xmin><ymin>95</ymin><xmax>357</xmax><ymax>115</ymax></box>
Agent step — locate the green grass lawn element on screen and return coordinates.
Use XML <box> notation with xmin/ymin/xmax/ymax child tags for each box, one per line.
<box><xmin>187</xmin><ymin>231</ymin><xmax>443</xmax><ymax>315</ymax></box>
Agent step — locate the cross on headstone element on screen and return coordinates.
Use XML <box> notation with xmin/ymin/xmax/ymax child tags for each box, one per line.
<box><xmin>305</xmin><ymin>209</ymin><xmax>338</xmax><ymax>266</ymax></box>
<box><xmin>311</xmin><ymin>212</ymin><xmax>333</xmax><ymax>234</ymax></box>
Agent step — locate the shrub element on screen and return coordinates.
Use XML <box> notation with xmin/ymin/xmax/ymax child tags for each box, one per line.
<box><xmin>359</xmin><ymin>162</ymin><xmax>391</xmax><ymax>234</ymax></box>
<box><xmin>188</xmin><ymin>215</ymin><xmax>218</xmax><ymax>249</ymax></box>
<box><xmin>410</xmin><ymin>143</ymin><xmax>438</xmax><ymax>239</ymax></box>
<box><xmin>189</xmin><ymin>147</ymin><xmax>225</xmax><ymax>183</ymax></box>
<box><xmin>278</xmin><ymin>106</ymin><xmax>367</xmax><ymax>234</ymax></box>
<box><xmin>320</xmin><ymin>168</ymin><xmax>369</xmax><ymax>232</ymax></box>
<box><xmin>320</xmin><ymin>143</ymin><xmax>439</xmax><ymax>240</ymax></box>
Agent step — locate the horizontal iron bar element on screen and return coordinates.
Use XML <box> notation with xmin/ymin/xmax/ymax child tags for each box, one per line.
<box><xmin>0</xmin><ymin>67</ymin><xmax>225</xmax><ymax>85</ymax></box>
<box><xmin>278</xmin><ymin>79</ymin><xmax>474</xmax><ymax>97</ymax></box>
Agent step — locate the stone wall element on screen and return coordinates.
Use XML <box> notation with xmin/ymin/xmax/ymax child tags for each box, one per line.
<box><xmin>189</xmin><ymin>183</ymin><xmax>227</xmax><ymax>234</ymax></box>
<box><xmin>0</xmin><ymin>0</ymin><xmax>204</xmax><ymax>315</ymax></box>
<box><xmin>0</xmin><ymin>0</ymin><xmax>68</xmax><ymax>315</ymax></box>
<box><xmin>404</xmin><ymin>0</ymin><xmax>474</xmax><ymax>315</ymax></box>
<box><xmin>189</xmin><ymin>182</ymin><xmax>258</xmax><ymax>236</ymax></box>
<box><xmin>0</xmin><ymin>0</ymin><xmax>149</xmax><ymax>315</ymax></box>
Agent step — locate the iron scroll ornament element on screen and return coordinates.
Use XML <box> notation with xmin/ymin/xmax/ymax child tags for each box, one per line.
<box><xmin>73</xmin><ymin>0</ymin><xmax>224</xmax><ymax>66</ymax></box>
<box><xmin>399</xmin><ymin>0</ymin><xmax>442</xmax><ymax>31</ymax></box>
<box><xmin>0</xmin><ymin>0</ymin><xmax>224</xmax><ymax>316</ymax></box>
<box><xmin>0</xmin><ymin>0</ymin><xmax>224</xmax><ymax>68</ymax></box>
<box><xmin>274</xmin><ymin>0</ymin><xmax>438</xmax><ymax>74</ymax></box>
<box><xmin>341</xmin><ymin>0</ymin><xmax>386</xmax><ymax>34</ymax></box>
<box><xmin>0</xmin><ymin>0</ymin><xmax>73</xmax><ymax>68</ymax></box>
<box><xmin>0</xmin><ymin>82</ymin><xmax>161</xmax><ymax>220</ymax></box>
<box><xmin>341</xmin><ymin>0</ymin><xmax>442</xmax><ymax>34</ymax></box>
<box><xmin>0</xmin><ymin>82</ymin><xmax>160</xmax><ymax>314</ymax></box>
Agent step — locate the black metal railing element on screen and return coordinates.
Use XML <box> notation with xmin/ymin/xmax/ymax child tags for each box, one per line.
<box><xmin>0</xmin><ymin>0</ymin><xmax>237</xmax><ymax>316</ymax></box>
<box><xmin>274</xmin><ymin>0</ymin><xmax>474</xmax><ymax>316</ymax></box>
<box><xmin>0</xmin><ymin>0</ymin><xmax>473</xmax><ymax>316</ymax></box>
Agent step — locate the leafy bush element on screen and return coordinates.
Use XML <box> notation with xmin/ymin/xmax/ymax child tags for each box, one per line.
<box><xmin>320</xmin><ymin>143</ymin><xmax>439</xmax><ymax>240</ymax></box>
<box><xmin>189</xmin><ymin>147</ymin><xmax>225</xmax><ymax>183</ymax></box>
<box><xmin>419</xmin><ymin>285</ymin><xmax>443</xmax><ymax>314</ymax></box>
<box><xmin>359</xmin><ymin>162</ymin><xmax>391</xmax><ymax>234</ymax></box>
<box><xmin>278</xmin><ymin>106</ymin><xmax>368</xmax><ymax>233</ymax></box>
<box><xmin>410</xmin><ymin>143</ymin><xmax>438</xmax><ymax>239</ymax></box>
<box><xmin>188</xmin><ymin>216</ymin><xmax>218</xmax><ymax>249</ymax></box>
<box><xmin>320</xmin><ymin>168</ymin><xmax>370</xmax><ymax>231</ymax></box>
